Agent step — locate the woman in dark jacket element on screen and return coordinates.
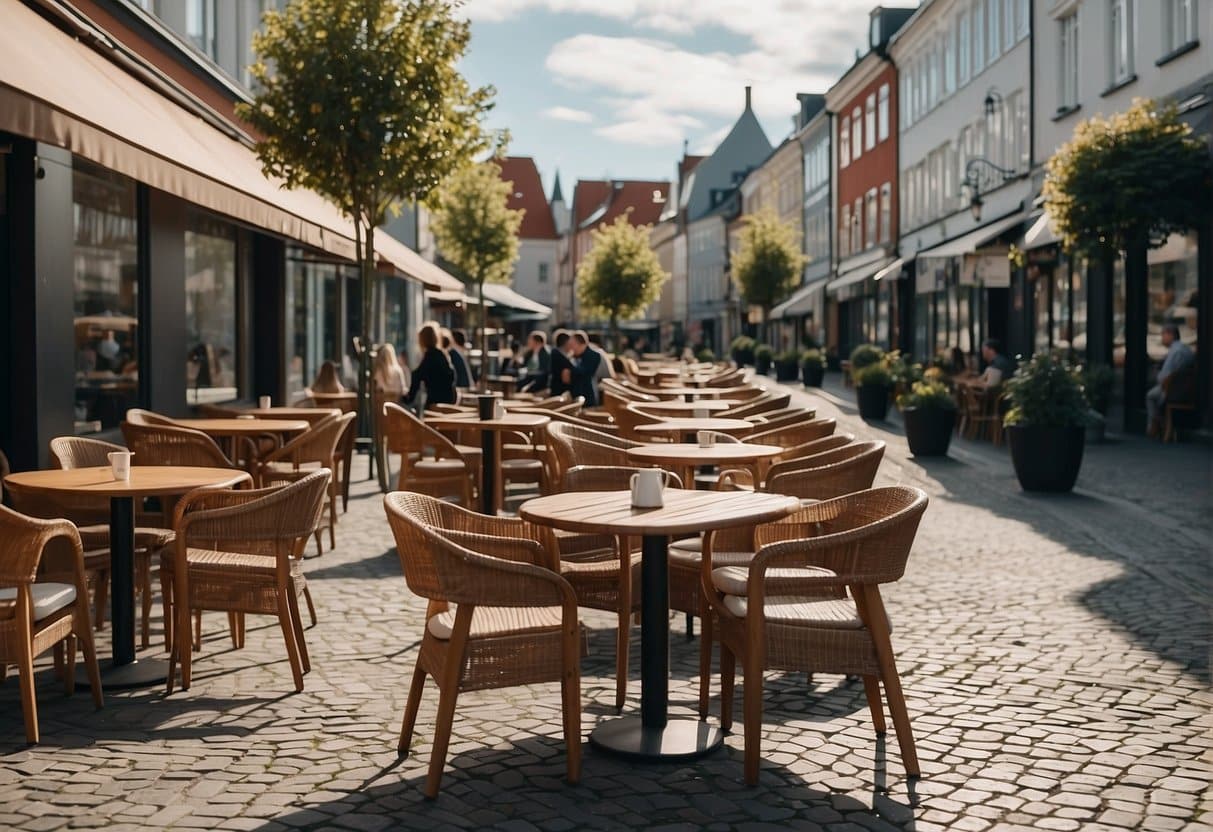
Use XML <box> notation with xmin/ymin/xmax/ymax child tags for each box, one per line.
<box><xmin>405</xmin><ymin>324</ymin><xmax>457</xmax><ymax>410</ymax></box>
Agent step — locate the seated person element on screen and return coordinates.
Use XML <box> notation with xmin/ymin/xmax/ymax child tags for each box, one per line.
<box><xmin>974</xmin><ymin>339</ymin><xmax>1016</xmax><ymax>387</ymax></box>
<box><xmin>1147</xmin><ymin>324</ymin><xmax>1195</xmax><ymax>436</ymax></box>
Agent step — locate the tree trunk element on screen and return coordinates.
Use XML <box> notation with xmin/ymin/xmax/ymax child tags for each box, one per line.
<box><xmin>759</xmin><ymin>306</ymin><xmax>768</xmax><ymax>346</ymax></box>
<box><xmin>1123</xmin><ymin>235</ymin><xmax>1149</xmax><ymax>433</ymax></box>
<box><xmin>477</xmin><ymin>274</ymin><xmax>488</xmax><ymax>392</ymax></box>
<box><xmin>610</xmin><ymin>313</ymin><xmax>619</xmax><ymax>353</ymax></box>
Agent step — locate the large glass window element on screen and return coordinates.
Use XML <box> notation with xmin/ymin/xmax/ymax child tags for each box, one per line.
<box><xmin>987</xmin><ymin>0</ymin><xmax>1001</xmax><ymax>62</ymax></box>
<box><xmin>851</xmin><ymin>107</ymin><xmax>863</xmax><ymax>160</ymax></box>
<box><xmin>185</xmin><ymin>213</ymin><xmax>238</xmax><ymax>404</ymax></box>
<box><xmin>1148</xmin><ymin>233</ymin><xmax>1199</xmax><ymax>372</ymax></box>
<box><xmin>879</xmin><ymin>182</ymin><xmax>892</xmax><ymax>244</ymax></box>
<box><xmin>973</xmin><ymin>1</ymin><xmax>986</xmax><ymax>72</ymax></box>
<box><xmin>1165</xmin><ymin>0</ymin><xmax>1196</xmax><ymax>52</ymax></box>
<box><xmin>1109</xmin><ymin>0</ymin><xmax>1134</xmax><ymax>84</ymax></box>
<box><xmin>187</xmin><ymin>0</ymin><xmax>216</xmax><ymax>59</ymax></box>
<box><xmin>865</xmin><ymin>188</ymin><xmax>878</xmax><ymax>250</ymax></box>
<box><xmin>285</xmin><ymin>251</ymin><xmax>350</xmax><ymax>399</ymax></box>
<box><xmin>840</xmin><ymin>115</ymin><xmax>851</xmax><ymax>168</ymax></box>
<box><xmin>1059</xmin><ymin>13</ymin><xmax>1079</xmax><ymax>110</ymax></box>
<box><xmin>878</xmin><ymin>84</ymin><xmax>890</xmax><ymax>142</ymax></box>
<box><xmin>865</xmin><ymin>94</ymin><xmax>876</xmax><ymax>151</ymax></box>
<box><xmin>73</xmin><ymin>161</ymin><xmax>139</xmax><ymax>434</ymax></box>
<box><xmin>958</xmin><ymin>10</ymin><xmax>971</xmax><ymax>85</ymax></box>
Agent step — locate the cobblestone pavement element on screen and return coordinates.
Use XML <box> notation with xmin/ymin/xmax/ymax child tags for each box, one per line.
<box><xmin>1</xmin><ymin>377</ymin><xmax>1210</xmax><ymax>831</ymax></box>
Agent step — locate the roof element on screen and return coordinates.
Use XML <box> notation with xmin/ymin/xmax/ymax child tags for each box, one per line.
<box><xmin>574</xmin><ymin>179</ymin><xmax>671</xmax><ymax>231</ymax></box>
<box><xmin>496</xmin><ymin>157</ymin><xmax>558</xmax><ymax>240</ymax></box>
<box><xmin>679</xmin><ymin>155</ymin><xmax>706</xmax><ymax>179</ymax></box>
<box><xmin>572</xmin><ymin>180</ymin><xmax>613</xmax><ymax>227</ymax></box>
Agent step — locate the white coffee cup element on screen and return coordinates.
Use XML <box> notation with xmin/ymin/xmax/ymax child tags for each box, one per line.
<box><xmin>493</xmin><ymin>398</ymin><xmax>506</xmax><ymax>420</ymax></box>
<box><xmin>697</xmin><ymin>430</ymin><xmax>716</xmax><ymax>448</ymax></box>
<box><xmin>693</xmin><ymin>406</ymin><xmax>709</xmax><ymax>419</ymax></box>
<box><xmin>259</xmin><ymin>395</ymin><xmax>272</xmax><ymax>410</ymax></box>
<box><xmin>108</xmin><ymin>451</ymin><xmax>133</xmax><ymax>481</ymax></box>
<box><xmin>630</xmin><ymin>468</ymin><xmax>669</xmax><ymax>508</ymax></box>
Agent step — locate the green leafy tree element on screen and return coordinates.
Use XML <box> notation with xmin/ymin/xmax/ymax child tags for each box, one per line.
<box><xmin>430</xmin><ymin>161</ymin><xmax>524</xmax><ymax>389</ymax></box>
<box><xmin>1043</xmin><ymin>98</ymin><xmax>1211</xmax><ymax>428</ymax></box>
<box><xmin>238</xmin><ymin>0</ymin><xmax>494</xmax><ymax>425</ymax></box>
<box><xmin>730</xmin><ymin>209</ymin><xmax>806</xmax><ymax>343</ymax></box>
<box><xmin>576</xmin><ymin>214</ymin><xmax>669</xmax><ymax>346</ymax></box>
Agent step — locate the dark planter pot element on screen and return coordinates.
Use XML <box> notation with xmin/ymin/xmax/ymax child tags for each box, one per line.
<box><xmin>755</xmin><ymin>356</ymin><xmax>772</xmax><ymax>376</ymax></box>
<box><xmin>902</xmin><ymin>406</ymin><xmax>955</xmax><ymax>456</ymax></box>
<box><xmin>774</xmin><ymin>360</ymin><xmax>799</xmax><ymax>382</ymax></box>
<box><xmin>856</xmin><ymin>383</ymin><xmax>891</xmax><ymax>421</ymax></box>
<box><xmin>731</xmin><ymin>350</ymin><xmax>753</xmax><ymax>367</ymax></box>
<box><xmin>802</xmin><ymin>362</ymin><xmax>825</xmax><ymax>387</ymax></box>
<box><xmin>1006</xmin><ymin>424</ymin><xmax>1086</xmax><ymax>492</ymax></box>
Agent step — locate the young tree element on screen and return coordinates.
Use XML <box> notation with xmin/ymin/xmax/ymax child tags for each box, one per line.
<box><xmin>730</xmin><ymin>209</ymin><xmax>806</xmax><ymax>344</ymax></box>
<box><xmin>576</xmin><ymin>214</ymin><xmax>669</xmax><ymax>347</ymax></box>
<box><xmin>1043</xmin><ymin>98</ymin><xmax>1210</xmax><ymax>429</ymax></box>
<box><xmin>238</xmin><ymin>0</ymin><xmax>494</xmax><ymax>426</ymax></box>
<box><xmin>429</xmin><ymin>161</ymin><xmax>524</xmax><ymax>389</ymax></box>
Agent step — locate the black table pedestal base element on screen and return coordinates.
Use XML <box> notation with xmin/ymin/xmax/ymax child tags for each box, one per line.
<box><xmin>589</xmin><ymin>716</ymin><xmax>724</xmax><ymax>761</ymax></box>
<box><xmin>78</xmin><ymin>656</ymin><xmax>170</xmax><ymax>691</ymax></box>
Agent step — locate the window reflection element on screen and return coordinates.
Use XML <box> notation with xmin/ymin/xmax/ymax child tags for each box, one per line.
<box><xmin>185</xmin><ymin>213</ymin><xmax>238</xmax><ymax>404</ymax></box>
<box><xmin>73</xmin><ymin>160</ymin><xmax>139</xmax><ymax>433</ymax></box>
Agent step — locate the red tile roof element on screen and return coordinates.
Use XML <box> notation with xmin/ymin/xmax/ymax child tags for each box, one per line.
<box><xmin>679</xmin><ymin>155</ymin><xmax>706</xmax><ymax>179</ymax></box>
<box><xmin>572</xmin><ymin>179</ymin><xmax>613</xmax><ymax>227</ymax></box>
<box><xmin>575</xmin><ymin>179</ymin><xmax>670</xmax><ymax>231</ymax></box>
<box><xmin>495</xmin><ymin>157</ymin><xmax>558</xmax><ymax>240</ymax></box>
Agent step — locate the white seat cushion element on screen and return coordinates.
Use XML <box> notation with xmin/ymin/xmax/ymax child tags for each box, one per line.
<box><xmin>426</xmin><ymin>605</ymin><xmax>563</xmax><ymax>640</ymax></box>
<box><xmin>669</xmin><ymin>537</ymin><xmax>755</xmax><ymax>570</ymax></box>
<box><xmin>0</xmin><ymin>582</ymin><xmax>77</xmax><ymax>621</ymax></box>
<box><xmin>711</xmin><ymin>565</ymin><xmax>836</xmax><ymax>596</ymax></box>
<box><xmin>413</xmin><ymin>459</ymin><xmax>469</xmax><ymax>475</ymax></box>
<box><xmin>719</xmin><ymin>594</ymin><xmax>863</xmax><ymax>628</ymax></box>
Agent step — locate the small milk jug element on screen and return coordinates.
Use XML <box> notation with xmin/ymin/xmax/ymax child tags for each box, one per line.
<box><xmin>630</xmin><ymin>468</ymin><xmax>668</xmax><ymax>508</ymax></box>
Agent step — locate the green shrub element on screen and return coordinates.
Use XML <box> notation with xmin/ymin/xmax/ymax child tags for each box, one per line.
<box><xmin>883</xmin><ymin>350</ymin><xmax>922</xmax><ymax>386</ymax></box>
<box><xmin>1080</xmin><ymin>363</ymin><xmax>1115</xmax><ymax>414</ymax></box>
<box><xmin>1003</xmin><ymin>352</ymin><xmax>1092</xmax><ymax>427</ymax></box>
<box><xmin>849</xmin><ymin>343</ymin><xmax>884</xmax><ymax>370</ymax></box>
<box><xmin>853</xmin><ymin>362</ymin><xmax>892</xmax><ymax>387</ymax></box>
<box><xmin>775</xmin><ymin>349</ymin><xmax>802</xmax><ymax>364</ymax></box>
<box><xmin>754</xmin><ymin>344</ymin><xmax>774</xmax><ymax>362</ymax></box>
<box><xmin>897</xmin><ymin>380</ymin><xmax>957</xmax><ymax>411</ymax></box>
<box><xmin>801</xmin><ymin>348</ymin><xmax>827</xmax><ymax>368</ymax></box>
<box><xmin>696</xmin><ymin>347</ymin><xmax>716</xmax><ymax>363</ymax></box>
<box><xmin>729</xmin><ymin>335</ymin><xmax>756</xmax><ymax>365</ymax></box>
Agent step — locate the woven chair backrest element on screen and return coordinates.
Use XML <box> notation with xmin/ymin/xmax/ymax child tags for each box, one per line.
<box><xmin>121</xmin><ymin>421</ymin><xmax>233</xmax><ymax>468</ymax></box>
<box><xmin>750</xmin><ymin>417</ymin><xmax>836</xmax><ymax>448</ymax></box>
<box><xmin>382</xmin><ymin>402</ymin><xmax>460</xmax><ymax>458</ymax></box>
<box><xmin>562</xmin><ymin>465</ymin><xmax>683</xmax><ymax>492</ymax></box>
<box><xmin>0</xmin><ymin>504</ymin><xmax>82</xmax><ymax>586</ymax></box>
<box><xmin>124</xmin><ymin>408</ymin><xmax>178</xmax><ymax>426</ymax></box>
<box><xmin>49</xmin><ymin>436</ymin><xmax>124</xmax><ymax>469</ymax></box>
<box><xmin>267</xmin><ymin>412</ymin><xmax>354</xmax><ymax>468</ymax></box>
<box><xmin>44</xmin><ymin>436</ymin><xmax>127</xmax><ymax>522</ymax></box>
<box><xmin>179</xmin><ymin>470</ymin><xmax>330</xmax><ymax>557</ymax></box>
<box><xmin>765</xmin><ymin>441</ymin><xmax>886</xmax><ymax>501</ymax></box>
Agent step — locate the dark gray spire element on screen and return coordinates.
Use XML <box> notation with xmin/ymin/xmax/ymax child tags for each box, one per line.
<box><xmin>551</xmin><ymin>170</ymin><xmax>565</xmax><ymax>203</ymax></box>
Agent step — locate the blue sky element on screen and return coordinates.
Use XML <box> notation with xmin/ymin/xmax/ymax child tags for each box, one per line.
<box><xmin>458</xmin><ymin>0</ymin><xmax>883</xmax><ymax>195</ymax></box>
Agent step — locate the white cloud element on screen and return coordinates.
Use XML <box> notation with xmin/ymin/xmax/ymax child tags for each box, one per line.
<box><xmin>542</xmin><ymin>105</ymin><xmax>595</xmax><ymax>124</ymax></box>
<box><xmin>690</xmin><ymin>125</ymin><xmax>730</xmax><ymax>156</ymax></box>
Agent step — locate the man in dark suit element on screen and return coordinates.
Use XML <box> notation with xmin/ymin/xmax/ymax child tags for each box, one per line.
<box><xmin>567</xmin><ymin>330</ymin><xmax>602</xmax><ymax>407</ymax></box>
<box><xmin>549</xmin><ymin>329</ymin><xmax>574</xmax><ymax>398</ymax></box>
<box><xmin>518</xmin><ymin>330</ymin><xmax>552</xmax><ymax>393</ymax></box>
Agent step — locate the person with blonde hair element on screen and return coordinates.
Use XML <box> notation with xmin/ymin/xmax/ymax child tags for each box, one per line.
<box><xmin>405</xmin><ymin>324</ymin><xmax>456</xmax><ymax>409</ymax></box>
<box><xmin>311</xmin><ymin>360</ymin><xmax>345</xmax><ymax>394</ymax></box>
<box><xmin>373</xmin><ymin>343</ymin><xmax>410</xmax><ymax>402</ymax></box>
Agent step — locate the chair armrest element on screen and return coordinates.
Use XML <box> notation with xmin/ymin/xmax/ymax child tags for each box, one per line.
<box><xmin>715</xmin><ymin>469</ymin><xmax>754</xmax><ymax>490</ymax></box>
<box><xmin>439</xmin><ymin>529</ymin><xmax>552</xmax><ymax>569</ymax></box>
<box><xmin>429</xmin><ymin>530</ymin><xmax>577</xmax><ymax>612</ymax></box>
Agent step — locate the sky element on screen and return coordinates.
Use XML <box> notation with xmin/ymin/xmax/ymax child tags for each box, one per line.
<box><xmin>457</xmin><ymin>0</ymin><xmax>886</xmax><ymax>196</ymax></box>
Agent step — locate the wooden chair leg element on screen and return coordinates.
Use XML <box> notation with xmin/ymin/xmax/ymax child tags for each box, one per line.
<box><xmin>227</xmin><ymin>612</ymin><xmax>241</xmax><ymax>648</ymax></box>
<box><xmin>18</xmin><ymin>638</ymin><xmax>39</xmax><ymax>744</ymax></box>
<box><xmin>425</xmin><ymin>608</ymin><xmax>472</xmax><ymax>798</ymax></box>
<box><xmin>614</xmin><ymin>538</ymin><xmax>631</xmax><ymax>713</ymax></box>
<box><xmin>398</xmin><ymin>663</ymin><xmax>428</xmax><ymax>754</ymax></box>
<box><xmin>53</xmin><ymin>641</ymin><xmax>65</xmax><ymax>680</ymax></box>
<box><xmin>697</xmin><ymin>601</ymin><xmax>713</xmax><ymax>719</ymax></box>
<box><xmin>863</xmin><ymin>675</ymin><xmax>887</xmax><ymax>734</ymax></box>
<box><xmin>286</xmin><ymin>589</ymin><xmax>310</xmax><ymax>674</ymax></box>
<box><xmin>742</xmin><ymin>652</ymin><xmax>764</xmax><ymax>785</ymax></box>
<box><xmin>62</xmin><ymin>636</ymin><xmax>77</xmax><ymax>695</ymax></box>
<box><xmin>720</xmin><ymin>644</ymin><xmax>736</xmax><ymax>731</ymax></box>
<box><xmin>561</xmin><ymin>630</ymin><xmax>582</xmax><ymax>785</ymax></box>
<box><xmin>863</xmin><ymin>586</ymin><xmax>919</xmax><ymax>776</ymax></box>
<box><xmin>303</xmin><ymin>585</ymin><xmax>317</xmax><ymax>627</ymax></box>
<box><xmin>93</xmin><ymin>569</ymin><xmax>109</xmax><ymax>631</ymax></box>
<box><xmin>328</xmin><ymin>492</ymin><xmax>337</xmax><ymax>550</ymax></box>
<box><xmin>161</xmin><ymin>567</ymin><xmax>173</xmax><ymax>651</ymax></box>
<box><xmin>276</xmin><ymin>583</ymin><xmax>305</xmax><ymax>693</ymax></box>
<box><xmin>139</xmin><ymin>555</ymin><xmax>153</xmax><ymax>650</ymax></box>
<box><xmin>74</xmin><ymin>607</ymin><xmax>103</xmax><ymax>709</ymax></box>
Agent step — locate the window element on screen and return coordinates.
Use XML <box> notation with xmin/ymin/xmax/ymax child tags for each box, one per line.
<box><xmin>1004</xmin><ymin>0</ymin><xmax>1016</xmax><ymax>49</ymax></box>
<box><xmin>865</xmin><ymin>94</ymin><xmax>876</xmax><ymax>150</ymax></box>
<box><xmin>538</xmin><ymin>262</ymin><xmax>549</xmax><ymax>283</ymax></box>
<box><xmin>943</xmin><ymin>29</ymin><xmax>956</xmax><ymax>96</ymax></box>
<box><xmin>928</xmin><ymin>49</ymin><xmax>939</xmax><ymax>109</ymax></box>
<box><xmin>878</xmin><ymin>84</ymin><xmax>890</xmax><ymax>141</ymax></box>
<box><xmin>973</xmin><ymin>0</ymin><xmax>986</xmax><ymax>72</ymax></box>
<box><xmin>851</xmin><ymin>107</ymin><xmax>863</xmax><ymax>159</ymax></box>
<box><xmin>73</xmin><ymin>160</ymin><xmax>140</xmax><ymax>433</ymax></box>
<box><xmin>840</xmin><ymin>115</ymin><xmax>850</xmax><ymax>167</ymax></box>
<box><xmin>987</xmin><ymin>0</ymin><xmax>1001</xmax><ymax>62</ymax></box>
<box><xmin>185</xmin><ymin>213</ymin><xmax>239</xmax><ymax>403</ymax></box>
<box><xmin>840</xmin><ymin>203</ymin><xmax>851</xmax><ymax>257</ymax></box>
<box><xmin>1109</xmin><ymin>0</ymin><xmax>1134</xmax><ymax>84</ymax></box>
<box><xmin>1165</xmin><ymin>0</ymin><xmax>1196</xmax><ymax>53</ymax></box>
<box><xmin>958</xmin><ymin>10</ymin><xmax>971</xmax><ymax>85</ymax></box>
<box><xmin>187</xmin><ymin>0</ymin><xmax>216</xmax><ymax>59</ymax></box>
<box><xmin>1016</xmin><ymin>0</ymin><xmax>1029</xmax><ymax>42</ymax></box>
<box><xmin>865</xmin><ymin>188</ymin><xmax>878</xmax><ymax>249</ymax></box>
<box><xmin>854</xmin><ymin>197</ymin><xmax>863</xmax><ymax>249</ymax></box>
<box><xmin>1059</xmin><ymin>12</ymin><xmax>1079</xmax><ymax>109</ymax></box>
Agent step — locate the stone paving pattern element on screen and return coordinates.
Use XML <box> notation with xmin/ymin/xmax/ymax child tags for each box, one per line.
<box><xmin>1</xmin><ymin>375</ymin><xmax>1210</xmax><ymax>831</ymax></box>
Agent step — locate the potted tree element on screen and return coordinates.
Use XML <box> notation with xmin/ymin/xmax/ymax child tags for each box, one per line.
<box><xmin>773</xmin><ymin>349</ymin><xmax>802</xmax><ymax>382</ymax></box>
<box><xmin>1003</xmin><ymin>353</ymin><xmax>1092</xmax><ymax>492</ymax></box>
<box><xmin>754</xmin><ymin>344</ymin><xmax>774</xmax><ymax>376</ymax></box>
<box><xmin>897</xmin><ymin>380</ymin><xmax>957</xmax><ymax>456</ymax></box>
<box><xmin>730</xmin><ymin>335</ymin><xmax>756</xmax><ymax>367</ymax></box>
<box><xmin>854</xmin><ymin>362</ymin><xmax>893</xmax><ymax>421</ymax></box>
<box><xmin>801</xmin><ymin>349</ymin><xmax>827</xmax><ymax>387</ymax></box>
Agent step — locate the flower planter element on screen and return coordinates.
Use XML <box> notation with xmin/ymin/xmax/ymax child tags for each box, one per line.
<box><xmin>902</xmin><ymin>406</ymin><xmax>955</xmax><ymax>456</ymax></box>
<box><xmin>802</xmin><ymin>363</ymin><xmax>825</xmax><ymax>388</ymax></box>
<box><xmin>1006</xmin><ymin>425</ymin><xmax>1085</xmax><ymax>492</ymax></box>
<box><xmin>774</xmin><ymin>360</ymin><xmax>800</xmax><ymax>382</ymax></box>
<box><xmin>754</xmin><ymin>356</ymin><xmax>772</xmax><ymax>376</ymax></box>
<box><xmin>856</xmin><ymin>383</ymin><xmax>891</xmax><ymax>421</ymax></box>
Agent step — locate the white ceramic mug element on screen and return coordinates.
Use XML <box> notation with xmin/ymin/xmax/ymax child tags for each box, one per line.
<box><xmin>258</xmin><ymin>395</ymin><xmax>272</xmax><ymax>410</ymax></box>
<box><xmin>493</xmin><ymin>398</ymin><xmax>506</xmax><ymax>420</ymax></box>
<box><xmin>630</xmin><ymin>468</ymin><xmax>669</xmax><ymax>508</ymax></box>
<box><xmin>693</xmin><ymin>406</ymin><xmax>709</xmax><ymax>419</ymax></box>
<box><xmin>697</xmin><ymin>430</ymin><xmax>716</xmax><ymax>448</ymax></box>
<box><xmin>108</xmin><ymin>450</ymin><xmax>133</xmax><ymax>481</ymax></box>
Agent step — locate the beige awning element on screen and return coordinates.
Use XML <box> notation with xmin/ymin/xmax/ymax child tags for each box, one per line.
<box><xmin>916</xmin><ymin>212</ymin><xmax>1027</xmax><ymax>261</ymax></box>
<box><xmin>826</xmin><ymin>257</ymin><xmax>894</xmax><ymax>294</ymax></box>
<box><xmin>375</xmin><ymin>234</ymin><xmax>464</xmax><ymax>292</ymax></box>
<box><xmin>1023</xmin><ymin>212</ymin><xmax>1060</xmax><ymax>250</ymax></box>
<box><xmin>769</xmin><ymin>278</ymin><xmax>828</xmax><ymax>320</ymax></box>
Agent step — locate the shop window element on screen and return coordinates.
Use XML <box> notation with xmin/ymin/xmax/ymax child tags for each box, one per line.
<box><xmin>73</xmin><ymin>160</ymin><xmax>140</xmax><ymax>433</ymax></box>
<box><xmin>185</xmin><ymin>213</ymin><xmax>238</xmax><ymax>404</ymax></box>
<box><xmin>1148</xmin><ymin>233</ymin><xmax>1199</xmax><ymax>371</ymax></box>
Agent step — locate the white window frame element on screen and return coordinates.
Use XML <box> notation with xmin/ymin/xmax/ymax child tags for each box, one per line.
<box><xmin>840</xmin><ymin>203</ymin><xmax>851</xmax><ymax>257</ymax></box>
<box><xmin>878</xmin><ymin>83</ymin><xmax>890</xmax><ymax>142</ymax></box>
<box><xmin>987</xmin><ymin>0</ymin><xmax>1001</xmax><ymax>62</ymax></box>
<box><xmin>1109</xmin><ymin>0</ymin><xmax>1134</xmax><ymax>85</ymax></box>
<box><xmin>854</xmin><ymin>198</ymin><xmax>863</xmax><ymax>250</ymax></box>
<box><xmin>840</xmin><ymin>115</ymin><xmax>851</xmax><ymax>168</ymax></box>
<box><xmin>958</xmin><ymin>9</ymin><xmax>971</xmax><ymax>86</ymax></box>
<box><xmin>879</xmin><ymin>182</ymin><xmax>891</xmax><ymax>244</ymax></box>
<box><xmin>865</xmin><ymin>94</ymin><xmax>877</xmax><ymax>150</ymax></box>
<box><xmin>851</xmin><ymin>107</ymin><xmax>863</xmax><ymax>160</ymax></box>
<box><xmin>1059</xmin><ymin>12</ymin><xmax>1079</xmax><ymax>109</ymax></box>
<box><xmin>973</xmin><ymin>0</ymin><xmax>986</xmax><ymax>72</ymax></box>
<box><xmin>1165</xmin><ymin>0</ymin><xmax>1196</xmax><ymax>53</ymax></box>
<box><xmin>943</xmin><ymin>29</ymin><xmax>956</xmax><ymax>96</ymax></box>
<box><xmin>1003</xmin><ymin>0</ymin><xmax>1016</xmax><ymax>49</ymax></box>
<box><xmin>865</xmin><ymin>188</ymin><xmax>877</xmax><ymax>249</ymax></box>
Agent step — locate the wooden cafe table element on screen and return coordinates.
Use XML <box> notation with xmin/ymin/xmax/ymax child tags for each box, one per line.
<box><xmin>3</xmin><ymin>466</ymin><xmax>251</xmax><ymax>687</ymax></box>
<box><xmin>627</xmin><ymin>442</ymin><xmax>783</xmax><ymax>491</ymax></box>
<box><xmin>520</xmin><ymin>489</ymin><xmax>799</xmax><ymax>760</ymax></box>
<box><xmin>634</xmin><ymin>417</ymin><xmax>755</xmax><ymax>443</ymax></box>
<box><xmin>424</xmin><ymin>412</ymin><xmax>550</xmax><ymax>515</ymax></box>
<box><xmin>650</xmin><ymin>386</ymin><xmax>741</xmax><ymax>401</ymax></box>
<box><xmin>634</xmin><ymin>400</ymin><xmax>739</xmax><ymax>416</ymax></box>
<box><xmin>172</xmin><ymin>417</ymin><xmax>311</xmax><ymax>468</ymax></box>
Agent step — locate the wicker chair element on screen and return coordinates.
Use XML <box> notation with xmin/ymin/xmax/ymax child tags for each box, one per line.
<box><xmin>47</xmin><ymin>437</ymin><xmax>174</xmax><ymax>647</ymax></box>
<box><xmin>383</xmin><ymin>492</ymin><xmax>582</xmax><ymax>797</ymax></box>
<box><xmin>726</xmin><ymin>393</ymin><xmax>793</xmax><ymax>420</ymax></box>
<box><xmin>770</xmin><ymin>432</ymin><xmax>856</xmax><ymax>465</ymax></box>
<box><xmin>542</xmin><ymin>422</ymin><xmax>641</xmax><ymax>491</ymax></box>
<box><xmin>163</xmin><ymin>470</ymin><xmax>331</xmax><ymax>694</ymax></box>
<box><xmin>700</xmin><ymin>486</ymin><xmax>929</xmax><ymax>783</ymax></box>
<box><xmin>764</xmin><ymin>441</ymin><xmax>886</xmax><ymax>500</ymax></box>
<box><xmin>123</xmin><ymin>408</ymin><xmax>180</xmax><ymax>427</ymax></box>
<box><xmin>0</xmin><ymin>505</ymin><xmax>104</xmax><ymax>743</ymax></box>
<box><xmin>121</xmin><ymin>422</ymin><xmax>236</xmax><ymax>469</ymax></box>
<box><xmin>748</xmin><ymin>417</ymin><xmax>837</xmax><ymax>448</ymax></box>
<box><xmin>381</xmin><ymin>403</ymin><xmax>479</xmax><ymax>506</ymax></box>
<box><xmin>257</xmin><ymin>412</ymin><xmax>357</xmax><ymax>554</ymax></box>
<box><xmin>738</xmin><ymin>408</ymin><xmax>816</xmax><ymax>431</ymax></box>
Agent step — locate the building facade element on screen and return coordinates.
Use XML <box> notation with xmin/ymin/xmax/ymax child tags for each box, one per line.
<box><xmin>496</xmin><ymin>157</ymin><xmax>559</xmax><ymax>311</ymax></box>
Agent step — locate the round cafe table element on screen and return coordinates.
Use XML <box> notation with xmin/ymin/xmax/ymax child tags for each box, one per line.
<box><xmin>172</xmin><ymin>418</ymin><xmax>311</xmax><ymax>469</ymax></box>
<box><xmin>520</xmin><ymin>489</ymin><xmax>800</xmax><ymax>761</ymax></box>
<box><xmin>635</xmin><ymin>418</ymin><xmax>755</xmax><ymax>443</ymax></box>
<box><xmin>2</xmin><ymin>466</ymin><xmax>251</xmax><ymax>688</ymax></box>
<box><xmin>634</xmin><ymin>400</ymin><xmax>738</xmax><ymax>415</ymax></box>
<box><xmin>425</xmin><ymin>412</ymin><xmax>550</xmax><ymax>515</ymax></box>
<box><xmin>233</xmin><ymin>406</ymin><xmax>340</xmax><ymax>423</ymax></box>
<box><xmin>650</xmin><ymin>386</ymin><xmax>742</xmax><ymax>401</ymax></box>
<box><xmin>627</xmin><ymin>442</ymin><xmax>783</xmax><ymax>491</ymax></box>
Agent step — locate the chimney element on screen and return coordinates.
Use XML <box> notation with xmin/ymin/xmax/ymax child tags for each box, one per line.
<box><xmin>744</xmin><ymin>85</ymin><xmax>752</xmax><ymax>110</ymax></box>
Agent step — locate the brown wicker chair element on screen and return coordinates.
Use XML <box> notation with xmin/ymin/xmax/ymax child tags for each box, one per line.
<box><xmin>163</xmin><ymin>470</ymin><xmax>331</xmax><ymax>694</ymax></box>
<box><xmin>764</xmin><ymin>441</ymin><xmax>886</xmax><ymax>500</ymax></box>
<box><xmin>123</xmin><ymin>408</ymin><xmax>180</xmax><ymax>427</ymax></box>
<box><xmin>738</xmin><ymin>408</ymin><xmax>816</xmax><ymax>431</ymax></box>
<box><xmin>257</xmin><ymin>412</ymin><xmax>357</xmax><ymax>554</ymax></box>
<box><xmin>383</xmin><ymin>492</ymin><xmax>582</xmax><ymax>797</ymax></box>
<box><xmin>700</xmin><ymin>486</ymin><xmax>928</xmax><ymax>783</ymax></box>
<box><xmin>382</xmin><ymin>403</ymin><xmax>478</xmax><ymax>506</ymax></box>
<box><xmin>542</xmin><ymin>422</ymin><xmax>643</xmax><ymax>492</ymax></box>
<box><xmin>47</xmin><ymin>437</ymin><xmax>173</xmax><ymax>647</ymax></box>
<box><xmin>770</xmin><ymin>432</ymin><xmax>856</xmax><ymax>465</ymax></box>
<box><xmin>121</xmin><ymin>422</ymin><xmax>236</xmax><ymax>469</ymax></box>
<box><xmin>0</xmin><ymin>505</ymin><xmax>104</xmax><ymax>743</ymax></box>
<box><xmin>726</xmin><ymin>392</ymin><xmax>793</xmax><ymax>420</ymax></box>
<box><xmin>748</xmin><ymin>417</ymin><xmax>837</xmax><ymax>448</ymax></box>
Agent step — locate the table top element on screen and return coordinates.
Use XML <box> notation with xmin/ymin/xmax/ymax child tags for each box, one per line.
<box><xmin>626</xmin><ymin>442</ymin><xmax>783</xmax><ymax>465</ymax></box>
<box><xmin>308</xmin><ymin>391</ymin><xmax>358</xmax><ymax>399</ymax></box>
<box><xmin>650</xmin><ymin>387</ymin><xmax>743</xmax><ymax>399</ymax></box>
<box><xmin>635</xmin><ymin>418</ymin><xmax>755</xmax><ymax>436</ymax></box>
<box><xmin>172</xmin><ymin>418</ymin><xmax>311</xmax><ymax>435</ymax></box>
<box><xmin>425</xmin><ymin>413</ymin><xmax>551</xmax><ymax>430</ymax></box>
<box><xmin>235</xmin><ymin>406</ymin><xmax>340</xmax><ymax>420</ymax></box>
<box><xmin>635</xmin><ymin>400</ymin><xmax>736</xmax><ymax>414</ymax></box>
<box><xmin>5</xmin><ymin>466</ymin><xmax>251</xmax><ymax>498</ymax></box>
<box><xmin>520</xmin><ymin>489</ymin><xmax>800</xmax><ymax>536</ymax></box>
